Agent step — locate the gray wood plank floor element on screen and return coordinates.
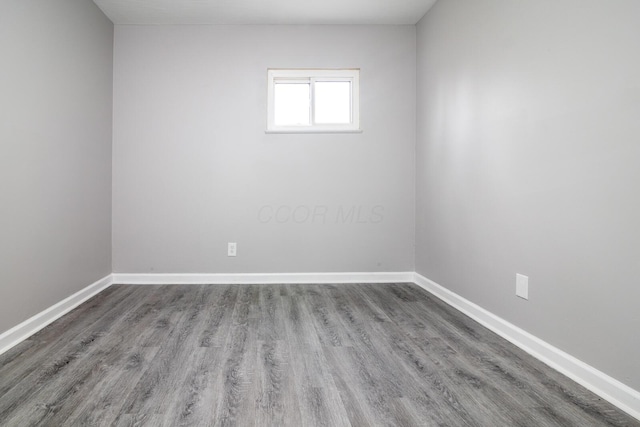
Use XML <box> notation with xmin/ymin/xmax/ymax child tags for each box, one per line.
<box><xmin>0</xmin><ymin>283</ymin><xmax>637</xmax><ymax>426</ymax></box>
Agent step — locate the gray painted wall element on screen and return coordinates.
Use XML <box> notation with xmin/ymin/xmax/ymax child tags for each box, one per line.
<box><xmin>416</xmin><ymin>0</ymin><xmax>640</xmax><ymax>389</ymax></box>
<box><xmin>113</xmin><ymin>25</ymin><xmax>416</xmax><ymax>274</ymax></box>
<box><xmin>0</xmin><ymin>0</ymin><xmax>113</xmax><ymax>334</ymax></box>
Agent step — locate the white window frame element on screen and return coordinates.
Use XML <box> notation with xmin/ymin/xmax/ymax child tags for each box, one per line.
<box><xmin>266</xmin><ymin>69</ymin><xmax>361</xmax><ymax>134</ymax></box>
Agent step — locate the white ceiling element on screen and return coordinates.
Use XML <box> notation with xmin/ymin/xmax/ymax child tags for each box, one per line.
<box><xmin>92</xmin><ymin>0</ymin><xmax>438</xmax><ymax>25</ymax></box>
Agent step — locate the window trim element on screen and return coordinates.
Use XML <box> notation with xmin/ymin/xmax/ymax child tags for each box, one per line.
<box><xmin>266</xmin><ymin>68</ymin><xmax>361</xmax><ymax>134</ymax></box>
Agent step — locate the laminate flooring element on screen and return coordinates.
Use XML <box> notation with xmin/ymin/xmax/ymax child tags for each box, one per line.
<box><xmin>0</xmin><ymin>283</ymin><xmax>637</xmax><ymax>426</ymax></box>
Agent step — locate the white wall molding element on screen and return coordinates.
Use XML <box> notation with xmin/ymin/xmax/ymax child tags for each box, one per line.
<box><xmin>111</xmin><ymin>271</ymin><xmax>415</xmax><ymax>285</ymax></box>
<box><xmin>0</xmin><ymin>274</ymin><xmax>113</xmax><ymax>356</ymax></box>
<box><xmin>412</xmin><ymin>272</ymin><xmax>640</xmax><ymax>421</ymax></box>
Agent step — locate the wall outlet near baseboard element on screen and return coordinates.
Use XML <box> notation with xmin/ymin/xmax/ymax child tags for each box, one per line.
<box><xmin>227</xmin><ymin>242</ymin><xmax>237</xmax><ymax>257</ymax></box>
<box><xmin>516</xmin><ymin>274</ymin><xmax>529</xmax><ymax>300</ymax></box>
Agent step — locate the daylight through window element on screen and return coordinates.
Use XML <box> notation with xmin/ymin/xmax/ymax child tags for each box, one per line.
<box><xmin>267</xmin><ymin>69</ymin><xmax>360</xmax><ymax>133</ymax></box>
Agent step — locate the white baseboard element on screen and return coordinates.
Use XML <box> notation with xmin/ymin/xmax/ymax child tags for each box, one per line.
<box><xmin>412</xmin><ymin>272</ymin><xmax>640</xmax><ymax>421</ymax></box>
<box><xmin>111</xmin><ymin>271</ymin><xmax>414</xmax><ymax>285</ymax></box>
<box><xmin>0</xmin><ymin>274</ymin><xmax>113</xmax><ymax>356</ymax></box>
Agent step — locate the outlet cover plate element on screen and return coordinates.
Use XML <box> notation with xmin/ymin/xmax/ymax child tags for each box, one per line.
<box><xmin>516</xmin><ymin>274</ymin><xmax>529</xmax><ymax>300</ymax></box>
<box><xmin>228</xmin><ymin>242</ymin><xmax>237</xmax><ymax>257</ymax></box>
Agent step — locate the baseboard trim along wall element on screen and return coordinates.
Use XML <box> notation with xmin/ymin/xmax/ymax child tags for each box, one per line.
<box><xmin>111</xmin><ymin>272</ymin><xmax>415</xmax><ymax>285</ymax></box>
<box><xmin>0</xmin><ymin>274</ymin><xmax>113</xmax><ymax>356</ymax></box>
<box><xmin>412</xmin><ymin>272</ymin><xmax>640</xmax><ymax>421</ymax></box>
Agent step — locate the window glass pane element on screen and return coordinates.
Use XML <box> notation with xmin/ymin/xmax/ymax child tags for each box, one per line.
<box><xmin>274</xmin><ymin>83</ymin><xmax>310</xmax><ymax>126</ymax></box>
<box><xmin>314</xmin><ymin>81</ymin><xmax>351</xmax><ymax>124</ymax></box>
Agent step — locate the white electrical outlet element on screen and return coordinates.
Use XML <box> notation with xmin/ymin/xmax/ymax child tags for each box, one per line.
<box><xmin>227</xmin><ymin>242</ymin><xmax>237</xmax><ymax>257</ymax></box>
<box><xmin>516</xmin><ymin>274</ymin><xmax>529</xmax><ymax>300</ymax></box>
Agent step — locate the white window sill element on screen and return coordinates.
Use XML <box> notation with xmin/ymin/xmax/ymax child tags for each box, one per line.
<box><xmin>265</xmin><ymin>129</ymin><xmax>363</xmax><ymax>134</ymax></box>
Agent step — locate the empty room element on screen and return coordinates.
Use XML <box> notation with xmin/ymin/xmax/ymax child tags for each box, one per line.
<box><xmin>1</xmin><ymin>0</ymin><xmax>639</xmax><ymax>425</ymax></box>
